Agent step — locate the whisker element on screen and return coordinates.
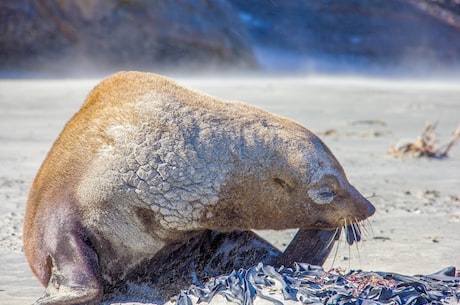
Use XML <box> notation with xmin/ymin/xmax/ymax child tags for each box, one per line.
<box><xmin>347</xmin><ymin>236</ymin><xmax>351</xmax><ymax>269</ymax></box>
<box><xmin>367</xmin><ymin>218</ymin><xmax>375</xmax><ymax>236</ymax></box>
<box><xmin>360</xmin><ymin>219</ymin><xmax>372</xmax><ymax>238</ymax></box>
<box><xmin>342</xmin><ymin>217</ymin><xmax>352</xmax><ymax>269</ymax></box>
<box><xmin>328</xmin><ymin>225</ymin><xmax>343</xmax><ymax>269</ymax></box>
<box><xmin>326</xmin><ymin>227</ymin><xmax>340</xmax><ymax>250</ymax></box>
<box><xmin>355</xmin><ymin>220</ymin><xmax>362</xmax><ymax>241</ymax></box>
<box><xmin>351</xmin><ymin>220</ymin><xmax>359</xmax><ymax>243</ymax></box>
<box><xmin>345</xmin><ymin>217</ymin><xmax>357</xmax><ymax>245</ymax></box>
<box><xmin>353</xmin><ymin>219</ymin><xmax>363</xmax><ymax>269</ymax></box>
<box><xmin>344</xmin><ymin>217</ymin><xmax>350</xmax><ymax>245</ymax></box>
<box><xmin>354</xmin><ymin>237</ymin><xmax>362</xmax><ymax>269</ymax></box>
<box><xmin>363</xmin><ymin>218</ymin><xmax>375</xmax><ymax>238</ymax></box>
<box><xmin>329</xmin><ymin>215</ymin><xmax>373</xmax><ymax>270</ymax></box>
<box><xmin>360</xmin><ymin>221</ymin><xmax>368</xmax><ymax>242</ymax></box>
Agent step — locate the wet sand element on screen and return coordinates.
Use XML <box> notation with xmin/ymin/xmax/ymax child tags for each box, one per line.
<box><xmin>1</xmin><ymin>75</ymin><xmax>459</xmax><ymax>304</ymax></box>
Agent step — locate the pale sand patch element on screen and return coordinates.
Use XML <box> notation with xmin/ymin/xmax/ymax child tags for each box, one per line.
<box><xmin>0</xmin><ymin>75</ymin><xmax>459</xmax><ymax>305</ymax></box>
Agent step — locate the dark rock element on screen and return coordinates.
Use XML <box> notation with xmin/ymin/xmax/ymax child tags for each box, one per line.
<box><xmin>233</xmin><ymin>0</ymin><xmax>460</xmax><ymax>73</ymax></box>
<box><xmin>0</xmin><ymin>0</ymin><xmax>256</xmax><ymax>75</ymax></box>
<box><xmin>2</xmin><ymin>0</ymin><xmax>460</xmax><ymax>75</ymax></box>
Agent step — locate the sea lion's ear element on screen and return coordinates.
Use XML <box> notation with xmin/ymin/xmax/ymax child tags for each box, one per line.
<box><xmin>273</xmin><ymin>177</ymin><xmax>293</xmax><ymax>192</ymax></box>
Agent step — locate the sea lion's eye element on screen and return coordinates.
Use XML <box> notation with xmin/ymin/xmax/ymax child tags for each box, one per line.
<box><xmin>319</xmin><ymin>190</ymin><xmax>335</xmax><ymax>198</ymax></box>
<box><xmin>274</xmin><ymin>177</ymin><xmax>287</xmax><ymax>188</ymax></box>
<box><xmin>273</xmin><ymin>177</ymin><xmax>293</xmax><ymax>192</ymax></box>
<box><xmin>308</xmin><ymin>188</ymin><xmax>335</xmax><ymax>204</ymax></box>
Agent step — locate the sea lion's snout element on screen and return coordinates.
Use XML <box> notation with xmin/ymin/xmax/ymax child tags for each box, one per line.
<box><xmin>336</xmin><ymin>185</ymin><xmax>376</xmax><ymax>245</ymax></box>
<box><xmin>349</xmin><ymin>184</ymin><xmax>375</xmax><ymax>220</ymax></box>
<box><xmin>365</xmin><ymin>197</ymin><xmax>376</xmax><ymax>217</ymax></box>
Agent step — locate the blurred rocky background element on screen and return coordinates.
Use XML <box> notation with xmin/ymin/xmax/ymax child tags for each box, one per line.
<box><xmin>1</xmin><ymin>0</ymin><xmax>460</xmax><ymax>76</ymax></box>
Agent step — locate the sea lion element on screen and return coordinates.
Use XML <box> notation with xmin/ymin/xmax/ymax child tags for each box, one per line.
<box><xmin>23</xmin><ymin>71</ymin><xmax>375</xmax><ymax>305</ymax></box>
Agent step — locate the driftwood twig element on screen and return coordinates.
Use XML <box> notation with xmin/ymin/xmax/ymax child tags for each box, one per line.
<box><xmin>388</xmin><ymin>122</ymin><xmax>460</xmax><ymax>159</ymax></box>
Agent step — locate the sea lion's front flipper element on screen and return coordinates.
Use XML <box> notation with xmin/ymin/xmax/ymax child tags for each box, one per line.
<box><xmin>278</xmin><ymin>229</ymin><xmax>340</xmax><ymax>267</ymax></box>
<box><xmin>34</xmin><ymin>227</ymin><xmax>103</xmax><ymax>305</ymax></box>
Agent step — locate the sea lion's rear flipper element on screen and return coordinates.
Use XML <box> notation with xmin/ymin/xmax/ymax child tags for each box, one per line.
<box><xmin>34</xmin><ymin>226</ymin><xmax>103</xmax><ymax>305</ymax></box>
<box><xmin>278</xmin><ymin>229</ymin><xmax>340</xmax><ymax>267</ymax></box>
<box><xmin>35</xmin><ymin>285</ymin><xmax>101</xmax><ymax>305</ymax></box>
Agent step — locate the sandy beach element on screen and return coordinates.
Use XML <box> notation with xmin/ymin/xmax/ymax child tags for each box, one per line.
<box><xmin>1</xmin><ymin>74</ymin><xmax>459</xmax><ymax>305</ymax></box>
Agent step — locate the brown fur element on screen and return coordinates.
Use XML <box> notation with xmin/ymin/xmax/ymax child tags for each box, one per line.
<box><xmin>24</xmin><ymin>71</ymin><xmax>375</xmax><ymax>305</ymax></box>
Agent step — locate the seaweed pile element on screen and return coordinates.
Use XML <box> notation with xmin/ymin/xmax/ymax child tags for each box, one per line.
<box><xmin>175</xmin><ymin>263</ymin><xmax>459</xmax><ymax>305</ymax></box>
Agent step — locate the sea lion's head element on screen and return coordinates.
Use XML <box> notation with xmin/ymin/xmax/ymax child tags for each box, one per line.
<box><xmin>207</xmin><ymin>124</ymin><xmax>375</xmax><ymax>234</ymax></box>
<box><xmin>297</xmin><ymin>134</ymin><xmax>376</xmax><ymax>231</ymax></box>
